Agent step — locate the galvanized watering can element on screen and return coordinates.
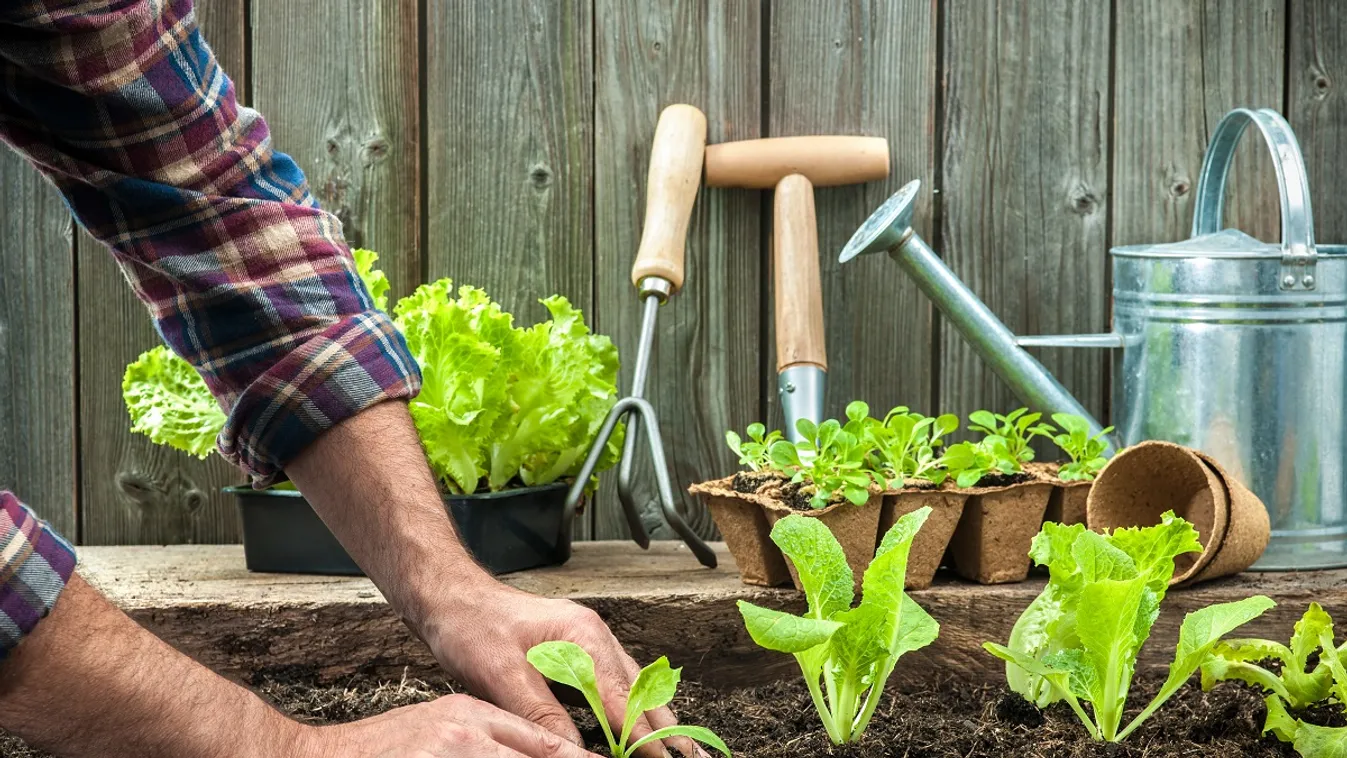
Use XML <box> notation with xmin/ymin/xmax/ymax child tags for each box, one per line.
<box><xmin>842</xmin><ymin>107</ymin><xmax>1346</xmax><ymax>571</ymax></box>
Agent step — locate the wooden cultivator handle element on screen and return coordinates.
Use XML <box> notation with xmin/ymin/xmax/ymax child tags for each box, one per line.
<box><xmin>631</xmin><ymin>104</ymin><xmax>708</xmax><ymax>296</ymax></box>
<box><xmin>773</xmin><ymin>174</ymin><xmax>827</xmax><ymax>371</ymax></box>
<box><xmin>705</xmin><ymin>135</ymin><xmax>889</xmax><ymax>188</ymax></box>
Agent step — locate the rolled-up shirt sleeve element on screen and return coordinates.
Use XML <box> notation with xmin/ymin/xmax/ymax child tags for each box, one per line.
<box><xmin>0</xmin><ymin>493</ymin><xmax>76</xmax><ymax>657</ymax></box>
<box><xmin>0</xmin><ymin>0</ymin><xmax>421</xmax><ymax>485</ymax></box>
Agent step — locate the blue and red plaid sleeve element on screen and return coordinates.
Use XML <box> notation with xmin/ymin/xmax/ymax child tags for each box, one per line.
<box><xmin>0</xmin><ymin>493</ymin><xmax>76</xmax><ymax>657</ymax></box>
<box><xmin>0</xmin><ymin>0</ymin><xmax>422</xmax><ymax>486</ymax></box>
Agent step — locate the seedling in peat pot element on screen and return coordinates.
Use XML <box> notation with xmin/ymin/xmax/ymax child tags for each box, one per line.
<box><xmin>769</xmin><ymin>413</ymin><xmax>881</xmax><ymax>510</ymax></box>
<box><xmin>870</xmin><ymin>407</ymin><xmax>959</xmax><ymax>486</ymax></box>
<box><xmin>1051</xmin><ymin>413</ymin><xmax>1114</xmax><ymax>481</ymax></box>
<box><xmin>968</xmin><ymin>408</ymin><xmax>1055</xmax><ymax>465</ymax></box>
<box><xmin>985</xmin><ymin>514</ymin><xmax>1275</xmax><ymax>742</ymax></box>
<box><xmin>526</xmin><ymin>642</ymin><xmax>730</xmax><ymax>758</ymax></box>
<box><xmin>737</xmin><ymin>508</ymin><xmax>940</xmax><ymax>744</ymax></box>
<box><xmin>939</xmin><ymin>437</ymin><xmax>1020</xmax><ymax>489</ymax></box>
<box><xmin>725</xmin><ymin>423</ymin><xmax>784</xmax><ymax>472</ymax></box>
<box><xmin>1201</xmin><ymin>602</ymin><xmax>1347</xmax><ymax>757</ymax></box>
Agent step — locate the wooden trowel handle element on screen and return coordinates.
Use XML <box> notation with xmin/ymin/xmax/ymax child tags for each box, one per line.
<box><xmin>631</xmin><ymin>104</ymin><xmax>708</xmax><ymax>295</ymax></box>
<box><xmin>774</xmin><ymin>174</ymin><xmax>827</xmax><ymax>372</ymax></box>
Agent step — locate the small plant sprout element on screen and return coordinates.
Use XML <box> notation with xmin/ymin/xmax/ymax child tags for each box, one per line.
<box><xmin>526</xmin><ymin>641</ymin><xmax>731</xmax><ymax>758</ymax></box>
<box><xmin>939</xmin><ymin>437</ymin><xmax>1019</xmax><ymax>488</ymax></box>
<box><xmin>1201</xmin><ymin>603</ymin><xmax>1347</xmax><ymax>757</ymax></box>
<box><xmin>870</xmin><ymin>407</ymin><xmax>959</xmax><ymax>486</ymax></box>
<box><xmin>985</xmin><ymin>514</ymin><xmax>1275</xmax><ymax>743</ymax></box>
<box><xmin>737</xmin><ymin>509</ymin><xmax>940</xmax><ymax>744</ymax></box>
<box><xmin>968</xmin><ymin>408</ymin><xmax>1055</xmax><ymax>465</ymax></box>
<box><xmin>1051</xmin><ymin>413</ymin><xmax>1114</xmax><ymax>481</ymax></box>
<box><xmin>725</xmin><ymin>422</ymin><xmax>783</xmax><ymax>472</ymax></box>
<box><xmin>769</xmin><ymin>414</ymin><xmax>881</xmax><ymax>510</ymax></box>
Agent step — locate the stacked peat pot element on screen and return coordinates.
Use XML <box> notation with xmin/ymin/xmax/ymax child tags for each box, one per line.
<box><xmin>692</xmin><ymin>405</ymin><xmax>1115</xmax><ymax>590</ymax></box>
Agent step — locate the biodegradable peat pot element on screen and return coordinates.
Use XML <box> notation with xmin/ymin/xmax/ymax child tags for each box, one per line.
<box><xmin>689</xmin><ymin>476</ymin><xmax>792</xmax><ymax>587</ymax></box>
<box><xmin>946</xmin><ymin>475</ymin><xmax>1054</xmax><ymax>585</ymax></box>
<box><xmin>763</xmin><ymin>492</ymin><xmax>883</xmax><ymax>591</ymax></box>
<box><xmin>228</xmin><ymin>487</ymin><xmax>363</xmax><ymax>576</ymax></box>
<box><xmin>880</xmin><ymin>486</ymin><xmax>968</xmax><ymax>590</ymax></box>
<box><xmin>1187</xmin><ymin>451</ymin><xmax>1271</xmax><ymax>584</ymax></box>
<box><xmin>444</xmin><ymin>483</ymin><xmax>572</xmax><ymax>575</ymax></box>
<box><xmin>1027</xmin><ymin>462</ymin><xmax>1092</xmax><ymax>526</ymax></box>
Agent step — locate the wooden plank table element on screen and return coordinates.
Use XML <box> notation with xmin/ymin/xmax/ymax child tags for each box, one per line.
<box><xmin>79</xmin><ymin>542</ymin><xmax>1346</xmax><ymax>689</ymax></box>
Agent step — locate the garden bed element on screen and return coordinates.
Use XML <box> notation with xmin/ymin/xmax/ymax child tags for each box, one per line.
<box><xmin>0</xmin><ymin>671</ymin><xmax>1312</xmax><ymax>756</ymax></box>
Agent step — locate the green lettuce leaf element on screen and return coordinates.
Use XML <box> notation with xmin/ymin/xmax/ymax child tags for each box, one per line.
<box><xmin>122</xmin><ymin>346</ymin><xmax>225</xmax><ymax>459</ymax></box>
<box><xmin>351</xmin><ymin>247</ymin><xmax>391</xmax><ymax>312</ymax></box>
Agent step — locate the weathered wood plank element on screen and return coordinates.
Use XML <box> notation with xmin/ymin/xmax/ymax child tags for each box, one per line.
<box><xmin>765</xmin><ymin>0</ymin><xmax>935</xmax><ymax>427</ymax></box>
<box><xmin>75</xmin><ymin>3</ymin><xmax>251</xmax><ymax>545</ymax></box>
<box><xmin>0</xmin><ymin>156</ymin><xmax>76</xmax><ymax>536</ymax></box>
<box><xmin>1112</xmin><ymin>0</ymin><xmax>1285</xmax><ymax>249</ymax></box>
<box><xmin>78</xmin><ymin>542</ymin><xmax>1339</xmax><ymax>690</ymax></box>
<box><xmin>424</xmin><ymin>0</ymin><xmax>594</xmax><ymax>538</ymax></box>
<box><xmin>250</xmin><ymin>0</ymin><xmax>421</xmax><ymax>300</ymax></box>
<box><xmin>591</xmin><ymin>0</ymin><xmax>763</xmax><ymax>541</ymax></box>
<box><xmin>1289</xmin><ymin>0</ymin><xmax>1347</xmax><ymax>242</ymax></box>
<box><xmin>937</xmin><ymin>0</ymin><xmax>1111</xmax><ymax>436</ymax></box>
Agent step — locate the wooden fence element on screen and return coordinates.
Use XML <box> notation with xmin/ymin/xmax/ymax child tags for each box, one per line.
<box><xmin>1</xmin><ymin>0</ymin><xmax>1343</xmax><ymax>546</ymax></box>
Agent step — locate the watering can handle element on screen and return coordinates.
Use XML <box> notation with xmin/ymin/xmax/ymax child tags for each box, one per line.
<box><xmin>1191</xmin><ymin>107</ymin><xmax>1317</xmax><ymax>291</ymax></box>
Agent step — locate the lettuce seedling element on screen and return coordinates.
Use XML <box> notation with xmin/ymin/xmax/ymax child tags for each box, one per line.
<box><xmin>985</xmin><ymin>514</ymin><xmax>1274</xmax><ymax>742</ymax></box>
<box><xmin>737</xmin><ymin>509</ymin><xmax>940</xmax><ymax>744</ymax></box>
<box><xmin>526</xmin><ymin>641</ymin><xmax>730</xmax><ymax>758</ymax></box>
<box><xmin>769</xmin><ymin>417</ymin><xmax>880</xmax><ymax>509</ymax></box>
<box><xmin>870</xmin><ymin>407</ymin><xmax>959</xmax><ymax>486</ymax></box>
<box><xmin>939</xmin><ymin>437</ymin><xmax>1019</xmax><ymax>488</ymax></box>
<box><xmin>1051</xmin><ymin>413</ymin><xmax>1114</xmax><ymax>481</ymax></box>
<box><xmin>725</xmin><ymin>423</ymin><xmax>784</xmax><ymax>472</ymax></box>
<box><xmin>968</xmin><ymin>408</ymin><xmax>1055</xmax><ymax>465</ymax></box>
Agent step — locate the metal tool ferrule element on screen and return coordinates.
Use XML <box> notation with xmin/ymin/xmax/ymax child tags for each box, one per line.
<box><xmin>778</xmin><ymin>365</ymin><xmax>827</xmax><ymax>443</ymax></box>
<box><xmin>637</xmin><ymin>276</ymin><xmax>673</xmax><ymax>302</ymax></box>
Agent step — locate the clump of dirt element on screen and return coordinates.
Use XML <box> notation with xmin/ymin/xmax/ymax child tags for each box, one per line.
<box><xmin>974</xmin><ymin>471</ymin><xmax>1033</xmax><ymax>488</ymax></box>
<box><xmin>0</xmin><ymin>673</ymin><xmax>1311</xmax><ymax>757</ymax></box>
<box><xmin>730</xmin><ymin>470</ymin><xmax>788</xmax><ymax>496</ymax></box>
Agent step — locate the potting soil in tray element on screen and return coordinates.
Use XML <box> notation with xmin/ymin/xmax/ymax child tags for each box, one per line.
<box><xmin>0</xmin><ymin>673</ymin><xmax>1315</xmax><ymax>757</ymax></box>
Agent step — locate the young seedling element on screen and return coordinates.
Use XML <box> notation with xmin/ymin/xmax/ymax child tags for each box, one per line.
<box><xmin>939</xmin><ymin>437</ymin><xmax>1019</xmax><ymax>488</ymax></box>
<box><xmin>985</xmin><ymin>514</ymin><xmax>1275</xmax><ymax>742</ymax></box>
<box><xmin>737</xmin><ymin>509</ymin><xmax>940</xmax><ymax>744</ymax></box>
<box><xmin>1200</xmin><ymin>602</ymin><xmax>1347</xmax><ymax>757</ymax></box>
<box><xmin>968</xmin><ymin>408</ymin><xmax>1055</xmax><ymax>465</ymax></box>
<box><xmin>870</xmin><ymin>407</ymin><xmax>959</xmax><ymax>487</ymax></box>
<box><xmin>526</xmin><ymin>641</ymin><xmax>730</xmax><ymax>758</ymax></box>
<box><xmin>769</xmin><ymin>414</ymin><xmax>880</xmax><ymax>510</ymax></box>
<box><xmin>724</xmin><ymin>422</ymin><xmax>784</xmax><ymax>472</ymax></box>
<box><xmin>1050</xmin><ymin>413</ymin><xmax>1114</xmax><ymax>481</ymax></box>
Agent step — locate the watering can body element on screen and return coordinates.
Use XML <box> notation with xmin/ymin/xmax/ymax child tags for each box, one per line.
<box><xmin>843</xmin><ymin>108</ymin><xmax>1347</xmax><ymax>570</ymax></box>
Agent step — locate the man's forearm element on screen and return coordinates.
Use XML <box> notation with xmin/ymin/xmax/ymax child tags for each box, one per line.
<box><xmin>284</xmin><ymin>400</ymin><xmax>493</xmax><ymax>638</ymax></box>
<box><xmin>0</xmin><ymin>575</ymin><xmax>304</xmax><ymax>758</ymax></box>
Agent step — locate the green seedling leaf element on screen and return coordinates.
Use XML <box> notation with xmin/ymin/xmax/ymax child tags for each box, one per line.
<box><xmin>626</xmin><ymin>726</ymin><xmax>732</xmax><ymax>758</ymax></box>
<box><xmin>527</xmin><ymin>641</ymin><xmax>617</xmax><ymax>755</ymax></box>
<box><xmin>770</xmin><ymin>515</ymin><xmax>854</xmax><ymax>618</ymax></box>
<box><xmin>737</xmin><ymin>601</ymin><xmax>842</xmax><ymax>653</ymax></box>
<box><xmin>1263</xmin><ymin>694</ymin><xmax>1347</xmax><ymax>757</ymax></box>
<box><xmin>622</xmin><ymin>657</ymin><xmax>680</xmax><ymax>748</ymax></box>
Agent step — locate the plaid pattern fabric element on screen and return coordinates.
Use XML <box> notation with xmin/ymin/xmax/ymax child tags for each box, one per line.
<box><xmin>0</xmin><ymin>493</ymin><xmax>76</xmax><ymax>657</ymax></box>
<box><xmin>0</xmin><ymin>0</ymin><xmax>422</xmax><ymax>484</ymax></box>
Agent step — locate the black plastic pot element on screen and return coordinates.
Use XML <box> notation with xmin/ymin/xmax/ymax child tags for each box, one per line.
<box><xmin>226</xmin><ymin>481</ymin><xmax>573</xmax><ymax>576</ymax></box>
<box><xmin>227</xmin><ymin>487</ymin><xmax>364</xmax><ymax>576</ymax></box>
<box><xmin>444</xmin><ymin>482</ymin><xmax>571</xmax><ymax>575</ymax></box>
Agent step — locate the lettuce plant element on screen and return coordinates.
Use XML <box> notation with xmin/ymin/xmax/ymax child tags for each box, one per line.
<box><xmin>526</xmin><ymin>641</ymin><xmax>730</xmax><ymax>757</ymax></box>
<box><xmin>968</xmin><ymin>408</ymin><xmax>1055</xmax><ymax>465</ymax></box>
<box><xmin>1201</xmin><ymin>603</ymin><xmax>1347</xmax><ymax>757</ymax></box>
<box><xmin>769</xmin><ymin>415</ymin><xmax>880</xmax><ymax>509</ymax></box>
<box><xmin>394</xmin><ymin>280</ymin><xmax>622</xmax><ymax>494</ymax></box>
<box><xmin>737</xmin><ymin>509</ymin><xmax>939</xmax><ymax>744</ymax></box>
<box><xmin>939</xmin><ymin>437</ymin><xmax>1019</xmax><ymax>488</ymax></box>
<box><xmin>124</xmin><ymin>248</ymin><xmax>391</xmax><ymax>463</ymax></box>
<box><xmin>725</xmin><ymin>423</ymin><xmax>784</xmax><ymax>472</ymax></box>
<box><xmin>870</xmin><ymin>407</ymin><xmax>958</xmax><ymax>486</ymax></box>
<box><xmin>985</xmin><ymin>514</ymin><xmax>1274</xmax><ymax>742</ymax></box>
<box><xmin>1051</xmin><ymin>413</ymin><xmax>1113</xmax><ymax>481</ymax></box>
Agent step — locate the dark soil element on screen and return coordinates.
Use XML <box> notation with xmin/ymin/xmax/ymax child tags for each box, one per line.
<box><xmin>780</xmin><ymin>481</ymin><xmax>848</xmax><ymax>512</ymax></box>
<box><xmin>731</xmin><ymin>470</ymin><xmax>788</xmax><ymax>496</ymax></box>
<box><xmin>973</xmin><ymin>471</ymin><xmax>1033</xmax><ymax>488</ymax></box>
<box><xmin>0</xmin><ymin>672</ymin><xmax>1325</xmax><ymax>757</ymax></box>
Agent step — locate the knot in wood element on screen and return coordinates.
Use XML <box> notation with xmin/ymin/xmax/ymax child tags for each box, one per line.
<box><xmin>1067</xmin><ymin>185</ymin><xmax>1098</xmax><ymax>215</ymax></box>
<box><xmin>529</xmin><ymin>163</ymin><xmax>553</xmax><ymax>188</ymax></box>
<box><xmin>362</xmin><ymin>138</ymin><xmax>390</xmax><ymax>163</ymax></box>
<box><xmin>326</xmin><ymin>138</ymin><xmax>340</xmax><ymax>156</ymax></box>
<box><xmin>1314</xmin><ymin>72</ymin><xmax>1333</xmax><ymax>99</ymax></box>
<box><xmin>1170</xmin><ymin>178</ymin><xmax>1190</xmax><ymax>198</ymax></box>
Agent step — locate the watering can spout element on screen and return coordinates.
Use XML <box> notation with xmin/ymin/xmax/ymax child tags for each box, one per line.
<box><xmin>841</xmin><ymin>179</ymin><xmax>1117</xmax><ymax>453</ymax></box>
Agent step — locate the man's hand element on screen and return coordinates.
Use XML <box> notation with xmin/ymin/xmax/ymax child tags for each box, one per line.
<box><xmin>301</xmin><ymin>693</ymin><xmax>603</xmax><ymax>758</ymax></box>
<box><xmin>286</xmin><ymin>401</ymin><xmax>699</xmax><ymax>757</ymax></box>
<box><xmin>420</xmin><ymin>583</ymin><xmax>701</xmax><ymax>758</ymax></box>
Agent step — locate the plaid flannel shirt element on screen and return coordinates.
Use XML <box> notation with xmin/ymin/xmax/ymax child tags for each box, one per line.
<box><xmin>0</xmin><ymin>0</ymin><xmax>421</xmax><ymax>653</ymax></box>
